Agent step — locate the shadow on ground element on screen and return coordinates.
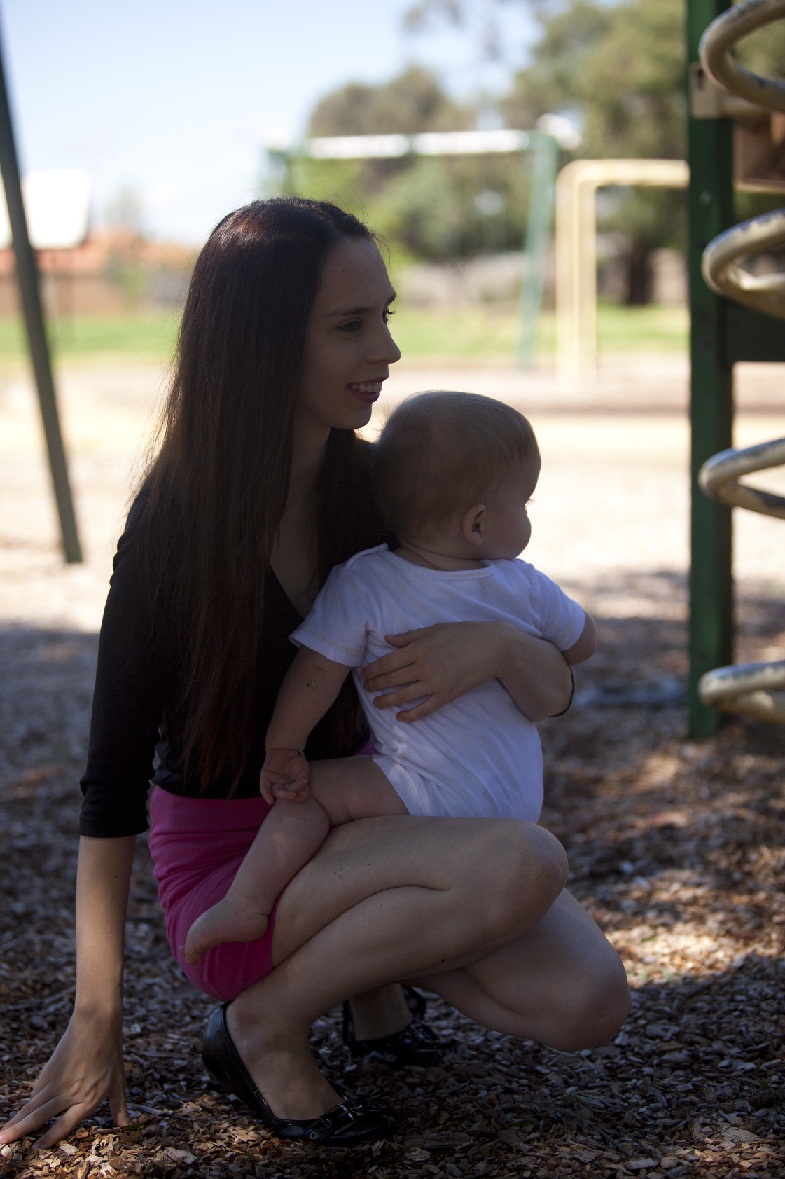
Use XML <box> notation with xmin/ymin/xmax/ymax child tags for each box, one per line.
<box><xmin>1</xmin><ymin>569</ymin><xmax>784</xmax><ymax>1176</ymax></box>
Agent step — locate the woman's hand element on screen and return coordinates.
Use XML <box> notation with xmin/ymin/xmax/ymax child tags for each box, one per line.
<box><xmin>362</xmin><ymin>621</ymin><xmax>572</xmax><ymax>722</ymax></box>
<box><xmin>361</xmin><ymin>621</ymin><xmax>570</xmax><ymax>722</ymax></box>
<box><xmin>0</xmin><ymin>1009</ymin><xmax>130</xmax><ymax>1150</ymax></box>
<box><xmin>361</xmin><ymin>622</ymin><xmax>495</xmax><ymax>721</ymax></box>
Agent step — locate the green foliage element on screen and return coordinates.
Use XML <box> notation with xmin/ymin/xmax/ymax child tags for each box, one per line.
<box><xmin>405</xmin><ymin>0</ymin><xmax>785</xmax><ymax>300</ymax></box>
<box><xmin>579</xmin><ymin>0</ymin><xmax>685</xmax><ymax>160</ymax></box>
<box><xmin>501</xmin><ymin>1</ymin><xmax>612</xmax><ymax>128</ymax></box>
<box><xmin>287</xmin><ymin>65</ymin><xmax>535</xmax><ymax>263</ymax></box>
<box><xmin>308</xmin><ymin>66</ymin><xmax>467</xmax><ymax>136</ymax></box>
<box><xmin>288</xmin><ymin>151</ymin><xmax>533</xmax><ymax>262</ymax></box>
<box><xmin>504</xmin><ymin>0</ymin><xmax>689</xmax><ymax>301</ymax></box>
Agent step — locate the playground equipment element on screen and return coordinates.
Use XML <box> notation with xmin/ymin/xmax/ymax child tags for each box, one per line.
<box><xmin>698</xmin><ymin>435</ymin><xmax>785</xmax><ymax>721</ymax></box>
<box><xmin>554</xmin><ymin>158</ymin><xmax>689</xmax><ymax>381</ymax></box>
<box><xmin>688</xmin><ymin>0</ymin><xmax>785</xmax><ymax>731</ymax></box>
<box><xmin>702</xmin><ymin>206</ymin><xmax>785</xmax><ymax>318</ymax></box>
<box><xmin>0</xmin><ymin>27</ymin><xmax>82</xmax><ymax>562</ymax></box>
<box><xmin>262</xmin><ymin>127</ymin><xmax>561</xmax><ymax>368</ymax></box>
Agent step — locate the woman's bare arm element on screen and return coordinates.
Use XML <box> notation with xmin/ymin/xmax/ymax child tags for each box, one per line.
<box><xmin>361</xmin><ymin>621</ymin><xmax>572</xmax><ymax>723</ymax></box>
<box><xmin>0</xmin><ymin>835</ymin><xmax>135</xmax><ymax>1149</ymax></box>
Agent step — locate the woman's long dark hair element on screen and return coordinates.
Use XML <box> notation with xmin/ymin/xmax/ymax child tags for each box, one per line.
<box><xmin>138</xmin><ymin>198</ymin><xmax>386</xmax><ymax>789</ymax></box>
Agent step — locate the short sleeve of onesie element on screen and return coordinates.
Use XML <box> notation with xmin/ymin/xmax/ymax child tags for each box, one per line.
<box><xmin>290</xmin><ymin>547</ymin><xmax>383</xmax><ymax>667</ymax></box>
<box><xmin>525</xmin><ymin>565</ymin><xmax>586</xmax><ymax>653</ymax></box>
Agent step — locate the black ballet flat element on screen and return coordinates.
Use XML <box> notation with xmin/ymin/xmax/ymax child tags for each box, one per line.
<box><xmin>341</xmin><ymin>986</ymin><xmax>443</xmax><ymax>1068</ymax></box>
<box><xmin>202</xmin><ymin>1004</ymin><xmax>395</xmax><ymax>1146</ymax></box>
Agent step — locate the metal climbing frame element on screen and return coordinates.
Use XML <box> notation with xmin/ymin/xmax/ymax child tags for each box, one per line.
<box><xmin>687</xmin><ymin>0</ymin><xmax>785</xmax><ymax>734</ymax></box>
<box><xmin>697</xmin><ymin>437</ymin><xmax>785</xmax><ymax>720</ymax></box>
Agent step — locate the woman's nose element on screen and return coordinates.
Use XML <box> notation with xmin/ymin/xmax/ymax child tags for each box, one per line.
<box><xmin>375</xmin><ymin>321</ymin><xmax>401</xmax><ymax>365</ymax></box>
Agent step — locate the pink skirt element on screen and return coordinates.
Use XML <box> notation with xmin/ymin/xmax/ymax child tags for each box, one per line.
<box><xmin>148</xmin><ymin>788</ymin><xmax>279</xmax><ymax>1002</ymax></box>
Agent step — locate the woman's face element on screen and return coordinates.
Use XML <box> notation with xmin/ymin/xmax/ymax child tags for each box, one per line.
<box><xmin>296</xmin><ymin>237</ymin><xmax>401</xmax><ymax>441</ymax></box>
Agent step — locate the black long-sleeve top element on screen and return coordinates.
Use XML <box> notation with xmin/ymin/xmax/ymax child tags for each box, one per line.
<box><xmin>79</xmin><ymin>494</ymin><xmax>366</xmax><ymax>838</ymax></box>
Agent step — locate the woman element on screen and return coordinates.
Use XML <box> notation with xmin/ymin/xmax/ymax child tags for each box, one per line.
<box><xmin>0</xmin><ymin>199</ymin><xmax>630</xmax><ymax>1151</ymax></box>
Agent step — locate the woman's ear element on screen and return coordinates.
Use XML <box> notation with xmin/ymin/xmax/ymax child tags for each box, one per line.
<box><xmin>461</xmin><ymin>504</ymin><xmax>486</xmax><ymax>546</ymax></box>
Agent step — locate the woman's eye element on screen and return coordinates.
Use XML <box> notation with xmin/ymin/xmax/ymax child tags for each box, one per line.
<box><xmin>383</xmin><ymin>307</ymin><xmax>396</xmax><ymax>324</ymax></box>
<box><xmin>339</xmin><ymin>319</ymin><xmax>362</xmax><ymax>334</ymax></box>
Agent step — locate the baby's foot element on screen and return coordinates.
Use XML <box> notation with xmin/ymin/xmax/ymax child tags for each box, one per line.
<box><xmin>182</xmin><ymin>897</ymin><xmax>269</xmax><ymax>965</ymax></box>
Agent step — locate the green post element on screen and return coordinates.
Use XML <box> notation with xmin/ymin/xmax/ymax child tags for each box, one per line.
<box><xmin>686</xmin><ymin>0</ymin><xmax>734</xmax><ymax>735</ymax></box>
<box><xmin>517</xmin><ymin>131</ymin><xmax>557</xmax><ymax>369</ymax></box>
<box><xmin>0</xmin><ymin>30</ymin><xmax>82</xmax><ymax>563</ymax></box>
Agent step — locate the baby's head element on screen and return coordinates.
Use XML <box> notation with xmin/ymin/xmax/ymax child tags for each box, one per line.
<box><xmin>373</xmin><ymin>391</ymin><xmax>540</xmax><ymax>559</ymax></box>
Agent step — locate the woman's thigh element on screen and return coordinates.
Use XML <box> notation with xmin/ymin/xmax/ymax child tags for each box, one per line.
<box><xmin>271</xmin><ymin>814</ymin><xmax>566</xmax><ymax>968</ymax></box>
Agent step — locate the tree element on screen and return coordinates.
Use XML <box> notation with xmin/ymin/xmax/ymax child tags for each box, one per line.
<box><xmin>406</xmin><ymin>0</ymin><xmax>785</xmax><ymax>302</ymax></box>
<box><xmin>288</xmin><ymin>67</ymin><xmax>533</xmax><ymax>262</ymax></box>
<box><xmin>502</xmin><ymin>0</ymin><xmax>686</xmax><ymax>303</ymax></box>
<box><xmin>308</xmin><ymin>66</ymin><xmax>467</xmax><ymax>137</ymax></box>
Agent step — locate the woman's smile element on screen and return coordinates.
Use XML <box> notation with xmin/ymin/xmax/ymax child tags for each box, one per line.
<box><xmin>348</xmin><ymin>379</ymin><xmax>386</xmax><ymax>404</ymax></box>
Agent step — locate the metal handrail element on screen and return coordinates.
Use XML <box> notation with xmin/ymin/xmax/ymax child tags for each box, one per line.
<box><xmin>701</xmin><ymin>210</ymin><xmax>785</xmax><ymax>318</ymax></box>
<box><xmin>700</xmin><ymin>0</ymin><xmax>785</xmax><ymax>112</ymax></box>
<box><xmin>698</xmin><ymin>661</ymin><xmax>785</xmax><ymax>722</ymax></box>
<box><xmin>699</xmin><ymin>436</ymin><xmax>785</xmax><ymax>517</ymax></box>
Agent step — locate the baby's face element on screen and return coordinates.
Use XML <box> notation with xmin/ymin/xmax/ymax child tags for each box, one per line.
<box><xmin>480</xmin><ymin>465</ymin><xmax>539</xmax><ymax>560</ymax></box>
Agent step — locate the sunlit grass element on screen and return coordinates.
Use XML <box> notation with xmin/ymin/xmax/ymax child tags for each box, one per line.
<box><xmin>0</xmin><ymin>303</ymin><xmax>688</xmax><ymax>369</ymax></box>
<box><xmin>0</xmin><ymin>311</ymin><xmax>181</xmax><ymax>368</ymax></box>
<box><xmin>391</xmin><ymin>303</ymin><xmax>688</xmax><ymax>360</ymax></box>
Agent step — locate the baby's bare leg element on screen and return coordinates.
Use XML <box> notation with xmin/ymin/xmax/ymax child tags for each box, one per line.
<box><xmin>308</xmin><ymin>755</ymin><xmax>408</xmax><ymax>824</ymax></box>
<box><xmin>182</xmin><ymin>759</ymin><xmax>405</xmax><ymax>964</ymax></box>
<box><xmin>182</xmin><ymin>798</ymin><xmax>329</xmax><ymax>963</ymax></box>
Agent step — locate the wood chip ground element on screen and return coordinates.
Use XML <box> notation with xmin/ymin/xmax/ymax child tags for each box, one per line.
<box><xmin>1</xmin><ymin>360</ymin><xmax>783</xmax><ymax>1177</ymax></box>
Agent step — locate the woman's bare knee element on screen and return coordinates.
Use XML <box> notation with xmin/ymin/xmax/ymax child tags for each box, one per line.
<box><xmin>544</xmin><ymin>947</ymin><xmax>631</xmax><ymax>1052</ymax></box>
<box><xmin>470</xmin><ymin>822</ymin><xmax>569</xmax><ymax>943</ymax></box>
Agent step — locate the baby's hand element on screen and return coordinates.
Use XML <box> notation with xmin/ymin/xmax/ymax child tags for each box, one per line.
<box><xmin>260</xmin><ymin>748</ymin><xmax>311</xmax><ymax>804</ymax></box>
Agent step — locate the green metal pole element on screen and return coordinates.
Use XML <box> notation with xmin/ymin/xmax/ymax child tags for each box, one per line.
<box><xmin>686</xmin><ymin>0</ymin><xmax>734</xmax><ymax>736</ymax></box>
<box><xmin>517</xmin><ymin>131</ymin><xmax>557</xmax><ymax>369</ymax></box>
<box><xmin>0</xmin><ymin>29</ymin><xmax>82</xmax><ymax>563</ymax></box>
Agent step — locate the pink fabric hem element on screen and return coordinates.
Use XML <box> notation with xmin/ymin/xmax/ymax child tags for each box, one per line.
<box><xmin>148</xmin><ymin>740</ymin><xmax>374</xmax><ymax>1002</ymax></box>
<box><xmin>148</xmin><ymin>788</ymin><xmax>278</xmax><ymax>1002</ymax></box>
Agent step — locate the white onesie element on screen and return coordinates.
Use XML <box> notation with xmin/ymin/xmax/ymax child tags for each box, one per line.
<box><xmin>291</xmin><ymin>545</ymin><xmax>585</xmax><ymax>823</ymax></box>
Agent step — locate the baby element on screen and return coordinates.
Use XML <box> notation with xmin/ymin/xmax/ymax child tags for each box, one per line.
<box><xmin>183</xmin><ymin>391</ymin><xmax>595</xmax><ymax>964</ymax></box>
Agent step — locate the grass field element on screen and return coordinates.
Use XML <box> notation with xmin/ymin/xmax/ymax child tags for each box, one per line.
<box><xmin>0</xmin><ymin>302</ymin><xmax>688</xmax><ymax>368</ymax></box>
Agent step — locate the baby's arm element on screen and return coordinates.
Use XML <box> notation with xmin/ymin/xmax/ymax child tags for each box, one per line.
<box><xmin>562</xmin><ymin>613</ymin><xmax>597</xmax><ymax>667</ymax></box>
<box><xmin>261</xmin><ymin>645</ymin><xmax>352</xmax><ymax>800</ymax></box>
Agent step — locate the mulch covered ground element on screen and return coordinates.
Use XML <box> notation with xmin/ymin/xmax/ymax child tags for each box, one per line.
<box><xmin>1</xmin><ymin>584</ymin><xmax>783</xmax><ymax>1179</ymax></box>
<box><xmin>1</xmin><ymin>363</ymin><xmax>784</xmax><ymax>1177</ymax></box>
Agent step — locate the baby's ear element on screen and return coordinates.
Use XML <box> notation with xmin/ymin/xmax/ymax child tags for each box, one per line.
<box><xmin>461</xmin><ymin>504</ymin><xmax>486</xmax><ymax>545</ymax></box>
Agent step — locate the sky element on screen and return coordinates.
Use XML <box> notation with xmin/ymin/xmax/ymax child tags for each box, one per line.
<box><xmin>1</xmin><ymin>0</ymin><xmax>536</xmax><ymax>246</ymax></box>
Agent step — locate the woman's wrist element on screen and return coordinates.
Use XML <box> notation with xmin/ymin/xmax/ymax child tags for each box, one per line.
<box><xmin>493</xmin><ymin>621</ymin><xmax>528</xmax><ymax>679</ymax></box>
<box><xmin>73</xmin><ymin>991</ymin><xmax>124</xmax><ymax>1027</ymax></box>
<box><xmin>495</xmin><ymin>623</ymin><xmax>572</xmax><ymax>720</ymax></box>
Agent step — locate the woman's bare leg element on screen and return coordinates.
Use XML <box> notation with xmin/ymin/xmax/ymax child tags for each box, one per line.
<box><xmin>419</xmin><ymin>889</ymin><xmax>631</xmax><ymax>1051</ymax></box>
<box><xmin>342</xmin><ymin>984</ymin><xmax>415</xmax><ymax>1040</ymax></box>
<box><xmin>227</xmin><ymin>815</ymin><xmax>569</xmax><ymax>1119</ymax></box>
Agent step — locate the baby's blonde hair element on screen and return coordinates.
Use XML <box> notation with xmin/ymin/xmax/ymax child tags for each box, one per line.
<box><xmin>373</xmin><ymin>391</ymin><xmax>540</xmax><ymax>542</ymax></box>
